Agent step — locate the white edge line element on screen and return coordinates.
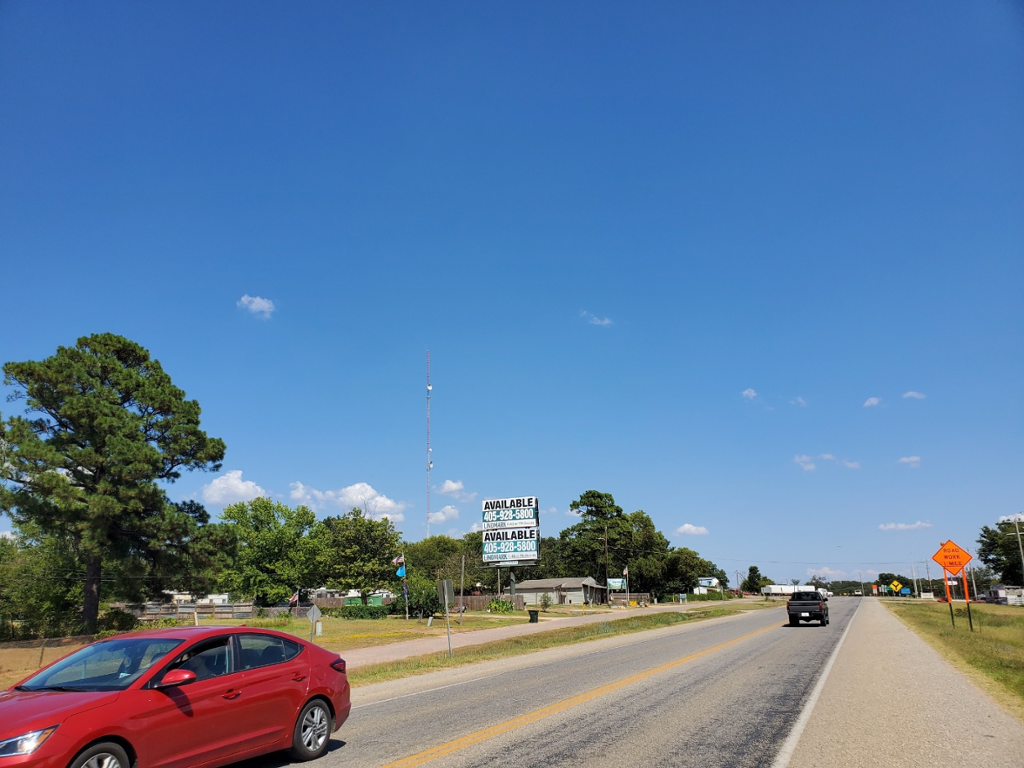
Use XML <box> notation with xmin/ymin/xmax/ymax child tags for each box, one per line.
<box><xmin>770</xmin><ymin>599</ymin><xmax>862</xmax><ymax>768</ymax></box>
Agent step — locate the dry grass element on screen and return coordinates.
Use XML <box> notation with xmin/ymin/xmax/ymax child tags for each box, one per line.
<box><xmin>197</xmin><ymin>612</ymin><xmax>529</xmax><ymax>652</ymax></box>
<box><xmin>347</xmin><ymin>607</ymin><xmax>739</xmax><ymax>687</ymax></box>
<box><xmin>884</xmin><ymin>600</ymin><xmax>1024</xmax><ymax>719</ymax></box>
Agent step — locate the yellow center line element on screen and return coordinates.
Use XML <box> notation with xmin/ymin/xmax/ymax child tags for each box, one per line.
<box><xmin>378</xmin><ymin>618</ymin><xmax>779</xmax><ymax>768</ymax></box>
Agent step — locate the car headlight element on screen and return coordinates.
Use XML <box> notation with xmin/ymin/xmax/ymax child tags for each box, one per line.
<box><xmin>0</xmin><ymin>726</ymin><xmax>59</xmax><ymax>756</ymax></box>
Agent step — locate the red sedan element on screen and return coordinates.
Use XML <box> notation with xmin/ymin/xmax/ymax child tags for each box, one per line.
<box><xmin>0</xmin><ymin>625</ymin><xmax>350</xmax><ymax>768</ymax></box>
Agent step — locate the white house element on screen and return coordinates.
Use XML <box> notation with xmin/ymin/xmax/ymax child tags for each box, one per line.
<box><xmin>693</xmin><ymin>577</ymin><xmax>720</xmax><ymax>595</ymax></box>
<box><xmin>515</xmin><ymin>577</ymin><xmax>608</xmax><ymax>606</ymax></box>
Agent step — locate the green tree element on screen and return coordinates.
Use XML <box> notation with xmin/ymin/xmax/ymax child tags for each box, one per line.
<box><xmin>312</xmin><ymin>508</ymin><xmax>402</xmax><ymax>604</ymax></box>
<box><xmin>560</xmin><ymin>490</ymin><xmax>632</xmax><ymax>586</ymax></box>
<box><xmin>219</xmin><ymin>498</ymin><xmax>317</xmax><ymax>605</ymax></box>
<box><xmin>0</xmin><ymin>334</ymin><xmax>225</xmax><ymax>631</ymax></box>
<box><xmin>741</xmin><ymin>566</ymin><xmax>764</xmax><ymax>593</ymax></box>
<box><xmin>978</xmin><ymin>523</ymin><xmax>1024</xmax><ymax>586</ymax></box>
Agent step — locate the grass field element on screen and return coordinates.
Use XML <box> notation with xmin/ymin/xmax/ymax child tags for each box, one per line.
<box><xmin>884</xmin><ymin>600</ymin><xmax>1024</xmax><ymax>715</ymax></box>
<box><xmin>0</xmin><ymin>612</ymin><xmax>527</xmax><ymax>689</ymax></box>
<box><xmin>347</xmin><ymin>607</ymin><xmax>741</xmax><ymax>686</ymax></box>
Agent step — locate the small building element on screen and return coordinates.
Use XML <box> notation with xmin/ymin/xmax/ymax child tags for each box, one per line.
<box><xmin>166</xmin><ymin>592</ymin><xmax>230</xmax><ymax>605</ymax></box>
<box><xmin>514</xmin><ymin>577</ymin><xmax>608</xmax><ymax>606</ymax></box>
<box><xmin>693</xmin><ymin>577</ymin><xmax>720</xmax><ymax>595</ymax></box>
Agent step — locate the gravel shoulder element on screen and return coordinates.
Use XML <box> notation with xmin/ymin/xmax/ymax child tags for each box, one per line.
<box><xmin>787</xmin><ymin>597</ymin><xmax>1024</xmax><ymax>768</ymax></box>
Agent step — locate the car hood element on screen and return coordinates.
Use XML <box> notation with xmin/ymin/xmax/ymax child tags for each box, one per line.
<box><xmin>0</xmin><ymin>689</ymin><xmax>120</xmax><ymax>737</ymax></box>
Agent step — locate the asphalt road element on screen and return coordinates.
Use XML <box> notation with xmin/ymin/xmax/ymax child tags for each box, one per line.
<box><xmin>240</xmin><ymin>599</ymin><xmax>858</xmax><ymax>768</ymax></box>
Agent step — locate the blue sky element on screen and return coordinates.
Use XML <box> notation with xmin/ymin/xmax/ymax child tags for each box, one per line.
<box><xmin>2</xmin><ymin>3</ymin><xmax>1022</xmax><ymax>585</ymax></box>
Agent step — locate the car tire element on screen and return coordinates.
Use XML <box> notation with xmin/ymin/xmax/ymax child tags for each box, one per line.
<box><xmin>68</xmin><ymin>742</ymin><xmax>132</xmax><ymax>768</ymax></box>
<box><xmin>789</xmin><ymin>617</ymin><xmax>798</xmax><ymax>627</ymax></box>
<box><xmin>290</xmin><ymin>698</ymin><xmax>333</xmax><ymax>761</ymax></box>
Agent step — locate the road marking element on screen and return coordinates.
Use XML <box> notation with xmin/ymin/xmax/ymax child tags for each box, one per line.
<box><xmin>770</xmin><ymin>600</ymin><xmax>862</xmax><ymax>768</ymax></box>
<box><xmin>352</xmin><ymin>608</ymin><xmax>754</xmax><ymax>710</ymax></box>
<box><xmin>376</xmin><ymin>618</ymin><xmax>780</xmax><ymax>768</ymax></box>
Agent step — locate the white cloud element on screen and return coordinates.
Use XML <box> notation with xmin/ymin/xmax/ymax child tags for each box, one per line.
<box><xmin>902</xmin><ymin>391</ymin><xmax>926</xmax><ymax>399</ymax></box>
<box><xmin>842</xmin><ymin>460</ymin><xmax>861</xmax><ymax>469</ymax></box>
<box><xmin>807</xmin><ymin>566</ymin><xmax>846</xmax><ymax>579</ymax></box>
<box><xmin>566</xmin><ymin>507</ymin><xmax>582</xmax><ymax>517</ymax></box>
<box><xmin>579</xmin><ymin>310</ymin><xmax>612</xmax><ymax>326</ymax></box>
<box><xmin>289</xmin><ymin>481</ymin><xmax>408</xmax><ymax>521</ymax></box>
<box><xmin>863</xmin><ymin>397</ymin><xmax>881</xmax><ymax>407</ymax></box>
<box><xmin>201</xmin><ymin>470</ymin><xmax>266</xmax><ymax>505</ymax></box>
<box><xmin>791</xmin><ymin>396</ymin><xmax>807</xmax><ymax>407</ymax></box>
<box><xmin>897</xmin><ymin>456</ymin><xmax>921</xmax><ymax>468</ymax></box>
<box><xmin>428</xmin><ymin>505</ymin><xmax>459</xmax><ymax>524</ymax></box>
<box><xmin>469</xmin><ymin>521</ymin><xmax>483</xmax><ymax>533</ymax></box>
<box><xmin>793</xmin><ymin>455</ymin><xmax>816</xmax><ymax>471</ymax></box>
<box><xmin>237</xmin><ymin>294</ymin><xmax>275</xmax><ymax>318</ymax></box>
<box><xmin>0</xmin><ymin>530</ymin><xmax>14</xmax><ymax>540</ymax></box>
<box><xmin>820</xmin><ymin>454</ymin><xmax>836</xmax><ymax>461</ymax></box>
<box><xmin>674</xmin><ymin>523</ymin><xmax>709</xmax><ymax>536</ymax></box>
<box><xmin>741</xmin><ymin>388</ymin><xmax>757</xmax><ymax>400</ymax></box>
<box><xmin>879</xmin><ymin>521</ymin><xmax>932</xmax><ymax>531</ymax></box>
<box><xmin>436</xmin><ymin>479</ymin><xmax>477</xmax><ymax>502</ymax></box>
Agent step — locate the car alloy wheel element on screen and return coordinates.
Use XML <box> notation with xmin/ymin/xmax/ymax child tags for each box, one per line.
<box><xmin>83</xmin><ymin>757</ymin><xmax>124</xmax><ymax>768</ymax></box>
<box><xmin>291</xmin><ymin>699</ymin><xmax>332</xmax><ymax>761</ymax></box>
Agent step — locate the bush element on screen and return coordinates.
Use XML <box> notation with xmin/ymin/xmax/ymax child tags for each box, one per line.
<box><xmin>322</xmin><ymin>605</ymin><xmax>390</xmax><ymax>620</ymax></box>
<box><xmin>247</xmin><ymin>617</ymin><xmax>291</xmax><ymax>628</ymax></box>
<box><xmin>488</xmin><ymin>598</ymin><xmax>515</xmax><ymax>614</ymax></box>
<box><xmin>539</xmin><ymin>593</ymin><xmax>553</xmax><ymax>612</ymax></box>
<box><xmin>97</xmin><ymin>608</ymin><xmax>139</xmax><ymax>633</ymax></box>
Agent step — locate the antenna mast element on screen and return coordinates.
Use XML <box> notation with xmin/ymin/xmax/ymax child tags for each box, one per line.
<box><xmin>426</xmin><ymin>351</ymin><xmax>432</xmax><ymax>537</ymax></box>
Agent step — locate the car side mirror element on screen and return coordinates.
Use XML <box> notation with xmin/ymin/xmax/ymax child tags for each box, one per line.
<box><xmin>157</xmin><ymin>669</ymin><xmax>197</xmax><ymax>689</ymax></box>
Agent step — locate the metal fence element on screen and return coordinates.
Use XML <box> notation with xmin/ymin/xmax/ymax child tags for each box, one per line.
<box><xmin>115</xmin><ymin>602</ymin><xmax>255</xmax><ymax>620</ymax></box>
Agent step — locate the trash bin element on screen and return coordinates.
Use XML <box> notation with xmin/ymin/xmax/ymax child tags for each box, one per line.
<box><xmin>528</xmin><ymin>609</ymin><xmax>539</xmax><ymax>623</ymax></box>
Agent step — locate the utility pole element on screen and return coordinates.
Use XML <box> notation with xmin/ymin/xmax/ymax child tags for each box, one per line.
<box><xmin>735</xmin><ymin>570</ymin><xmax>741</xmax><ymax>595</ymax></box>
<box><xmin>925</xmin><ymin>560</ymin><xmax>932</xmax><ymax>595</ymax></box>
<box><xmin>911</xmin><ymin>564</ymin><xmax>920</xmax><ymax>597</ymax></box>
<box><xmin>426</xmin><ymin>351</ymin><xmax>433</xmax><ymax>537</ymax></box>
<box><xmin>604</xmin><ymin>525</ymin><xmax>609</xmax><ymax>604</ymax></box>
<box><xmin>459</xmin><ymin>554</ymin><xmax>465</xmax><ymax>625</ymax></box>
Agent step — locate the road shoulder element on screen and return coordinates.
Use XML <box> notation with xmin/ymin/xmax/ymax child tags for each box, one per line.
<box><xmin>786</xmin><ymin>598</ymin><xmax>1024</xmax><ymax>768</ymax></box>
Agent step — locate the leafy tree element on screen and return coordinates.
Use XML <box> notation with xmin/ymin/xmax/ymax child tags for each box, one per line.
<box><xmin>403</xmin><ymin>535</ymin><xmax>464</xmax><ymax>580</ymax></box>
<box><xmin>741</xmin><ymin>566</ymin><xmax>764</xmax><ymax>593</ymax></box>
<box><xmin>660</xmin><ymin>547</ymin><xmax>721</xmax><ymax>597</ymax></box>
<box><xmin>0</xmin><ymin>528</ymin><xmax>86</xmax><ymax>639</ymax></box>
<box><xmin>560</xmin><ymin>490</ymin><xmax>632</xmax><ymax>585</ymax></box>
<box><xmin>219</xmin><ymin>498</ymin><xmax>317</xmax><ymax>605</ymax></box>
<box><xmin>0</xmin><ymin>334</ymin><xmax>225</xmax><ymax>631</ymax></box>
<box><xmin>312</xmin><ymin>508</ymin><xmax>401</xmax><ymax>604</ymax></box>
<box><xmin>978</xmin><ymin>523</ymin><xmax>1024</xmax><ymax>586</ymax></box>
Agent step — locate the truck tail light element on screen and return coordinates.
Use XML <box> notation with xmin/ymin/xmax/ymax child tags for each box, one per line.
<box><xmin>330</xmin><ymin>657</ymin><xmax>346</xmax><ymax>674</ymax></box>
<box><xmin>819</xmin><ymin>602</ymin><xmax>823</xmax><ymax>611</ymax></box>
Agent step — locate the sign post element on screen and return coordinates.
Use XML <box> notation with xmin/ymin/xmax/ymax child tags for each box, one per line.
<box><xmin>306</xmin><ymin>604</ymin><xmax>322</xmax><ymax>642</ymax></box>
<box><xmin>932</xmin><ymin>540</ymin><xmax>974</xmax><ymax>631</ymax></box>
<box><xmin>436</xmin><ymin>579</ymin><xmax>455</xmax><ymax>658</ymax></box>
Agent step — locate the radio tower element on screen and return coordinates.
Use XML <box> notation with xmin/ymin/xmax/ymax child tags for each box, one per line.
<box><xmin>426</xmin><ymin>351</ymin><xmax>433</xmax><ymax>537</ymax></box>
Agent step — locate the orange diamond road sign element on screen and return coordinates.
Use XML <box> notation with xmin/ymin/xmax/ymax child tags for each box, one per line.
<box><xmin>932</xmin><ymin>540</ymin><xmax>972</xmax><ymax>575</ymax></box>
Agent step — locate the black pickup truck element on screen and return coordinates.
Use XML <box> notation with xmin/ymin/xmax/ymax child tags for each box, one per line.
<box><xmin>787</xmin><ymin>591</ymin><xmax>829</xmax><ymax>626</ymax></box>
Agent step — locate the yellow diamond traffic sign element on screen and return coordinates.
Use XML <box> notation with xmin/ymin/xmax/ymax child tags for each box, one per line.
<box><xmin>890</xmin><ymin>580</ymin><xmax>902</xmax><ymax>593</ymax></box>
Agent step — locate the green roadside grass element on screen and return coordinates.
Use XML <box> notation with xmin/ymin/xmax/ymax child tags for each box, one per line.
<box><xmin>347</xmin><ymin>607</ymin><xmax>742</xmax><ymax>687</ymax></box>
<box><xmin>883</xmin><ymin>600</ymin><xmax>1024</xmax><ymax>716</ymax></box>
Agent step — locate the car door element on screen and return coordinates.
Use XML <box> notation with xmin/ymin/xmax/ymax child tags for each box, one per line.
<box><xmin>137</xmin><ymin>636</ymin><xmax>256</xmax><ymax>768</ymax></box>
<box><xmin>232</xmin><ymin>632</ymin><xmax>311</xmax><ymax>746</ymax></box>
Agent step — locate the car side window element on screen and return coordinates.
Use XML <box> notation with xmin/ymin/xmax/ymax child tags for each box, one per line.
<box><xmin>238</xmin><ymin>634</ymin><xmax>303</xmax><ymax>669</ymax></box>
<box><xmin>163</xmin><ymin>638</ymin><xmax>234</xmax><ymax>683</ymax></box>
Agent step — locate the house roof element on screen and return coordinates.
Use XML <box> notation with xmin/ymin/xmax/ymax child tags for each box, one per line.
<box><xmin>515</xmin><ymin>577</ymin><xmax>606</xmax><ymax>590</ymax></box>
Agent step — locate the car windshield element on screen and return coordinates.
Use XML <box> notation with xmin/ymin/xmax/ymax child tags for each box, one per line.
<box><xmin>19</xmin><ymin>637</ymin><xmax>184</xmax><ymax>692</ymax></box>
<box><xmin>791</xmin><ymin>593</ymin><xmax>821</xmax><ymax>601</ymax></box>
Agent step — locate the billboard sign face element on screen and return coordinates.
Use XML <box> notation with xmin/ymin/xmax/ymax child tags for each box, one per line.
<box><xmin>607</xmin><ymin>578</ymin><xmax>626</xmax><ymax>590</ymax></box>
<box><xmin>482</xmin><ymin>497</ymin><xmax>540</xmax><ymax>565</ymax></box>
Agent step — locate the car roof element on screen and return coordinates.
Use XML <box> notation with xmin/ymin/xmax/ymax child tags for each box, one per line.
<box><xmin>108</xmin><ymin>625</ymin><xmax>295</xmax><ymax>642</ymax></box>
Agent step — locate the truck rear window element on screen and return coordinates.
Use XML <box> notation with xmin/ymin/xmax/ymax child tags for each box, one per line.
<box><xmin>791</xmin><ymin>592</ymin><xmax>821</xmax><ymax>601</ymax></box>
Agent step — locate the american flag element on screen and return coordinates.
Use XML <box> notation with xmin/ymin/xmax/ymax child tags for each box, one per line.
<box><xmin>391</xmin><ymin>555</ymin><xmax>405</xmax><ymax>565</ymax></box>
<box><xmin>288</xmin><ymin>592</ymin><xmax>299</xmax><ymax>606</ymax></box>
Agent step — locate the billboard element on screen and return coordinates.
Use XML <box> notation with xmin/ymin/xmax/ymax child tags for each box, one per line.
<box><xmin>482</xmin><ymin>496</ymin><xmax>539</xmax><ymax>565</ymax></box>
<box><xmin>607</xmin><ymin>578</ymin><xmax>626</xmax><ymax>590</ymax></box>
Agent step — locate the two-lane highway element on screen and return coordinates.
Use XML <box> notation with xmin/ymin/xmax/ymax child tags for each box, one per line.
<box><xmin>242</xmin><ymin>598</ymin><xmax>859</xmax><ymax>768</ymax></box>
